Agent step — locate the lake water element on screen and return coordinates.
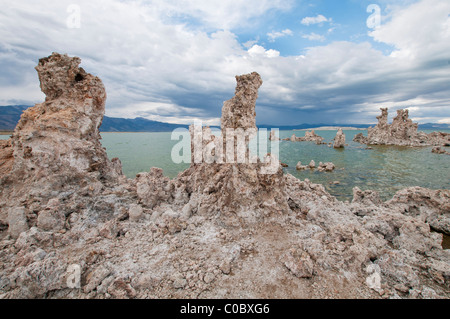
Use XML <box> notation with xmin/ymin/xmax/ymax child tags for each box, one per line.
<box><xmin>2</xmin><ymin>130</ymin><xmax>449</xmax><ymax>201</ymax></box>
<box><xmin>100</xmin><ymin>129</ymin><xmax>450</xmax><ymax>201</ymax></box>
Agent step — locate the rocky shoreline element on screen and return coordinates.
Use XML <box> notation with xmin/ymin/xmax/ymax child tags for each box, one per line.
<box><xmin>0</xmin><ymin>53</ymin><xmax>449</xmax><ymax>299</ymax></box>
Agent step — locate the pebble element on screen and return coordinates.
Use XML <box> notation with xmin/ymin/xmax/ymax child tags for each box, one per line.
<box><xmin>203</xmin><ymin>272</ymin><xmax>215</xmax><ymax>284</ymax></box>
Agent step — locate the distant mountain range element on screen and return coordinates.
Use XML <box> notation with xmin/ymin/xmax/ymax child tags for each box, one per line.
<box><xmin>0</xmin><ymin>105</ymin><xmax>190</xmax><ymax>132</ymax></box>
<box><xmin>101</xmin><ymin>116</ymin><xmax>190</xmax><ymax>132</ymax></box>
<box><xmin>0</xmin><ymin>105</ymin><xmax>30</xmax><ymax>131</ymax></box>
<box><xmin>1</xmin><ymin>105</ymin><xmax>449</xmax><ymax>132</ymax></box>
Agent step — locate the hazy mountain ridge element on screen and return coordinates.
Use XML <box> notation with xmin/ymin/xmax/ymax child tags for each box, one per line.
<box><xmin>1</xmin><ymin>105</ymin><xmax>449</xmax><ymax>132</ymax></box>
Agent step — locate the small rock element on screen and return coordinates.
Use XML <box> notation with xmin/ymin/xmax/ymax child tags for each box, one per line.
<box><xmin>219</xmin><ymin>260</ymin><xmax>231</xmax><ymax>274</ymax></box>
<box><xmin>296</xmin><ymin>162</ymin><xmax>307</xmax><ymax>170</ymax></box>
<box><xmin>181</xmin><ymin>203</ymin><xmax>193</xmax><ymax>221</ymax></box>
<box><xmin>128</xmin><ymin>204</ymin><xmax>144</xmax><ymax>222</ymax></box>
<box><xmin>136</xmin><ymin>273</ymin><xmax>161</xmax><ymax>289</ymax></box>
<box><xmin>84</xmin><ymin>266</ymin><xmax>111</xmax><ymax>293</ymax></box>
<box><xmin>173</xmin><ymin>277</ymin><xmax>187</xmax><ymax>289</ymax></box>
<box><xmin>421</xmin><ymin>287</ymin><xmax>438</xmax><ymax>299</ymax></box>
<box><xmin>107</xmin><ymin>278</ymin><xmax>137</xmax><ymax>299</ymax></box>
<box><xmin>394</xmin><ymin>284</ymin><xmax>409</xmax><ymax>293</ymax></box>
<box><xmin>203</xmin><ymin>272</ymin><xmax>216</xmax><ymax>284</ymax></box>
<box><xmin>99</xmin><ymin>220</ymin><xmax>118</xmax><ymax>239</ymax></box>
<box><xmin>37</xmin><ymin>209</ymin><xmax>65</xmax><ymax>232</ymax></box>
<box><xmin>8</xmin><ymin>207</ymin><xmax>29</xmax><ymax>239</ymax></box>
<box><xmin>281</xmin><ymin>249</ymin><xmax>314</xmax><ymax>278</ymax></box>
<box><xmin>97</xmin><ymin>276</ymin><xmax>115</xmax><ymax>294</ymax></box>
<box><xmin>46</xmin><ymin>198</ymin><xmax>60</xmax><ymax>208</ymax></box>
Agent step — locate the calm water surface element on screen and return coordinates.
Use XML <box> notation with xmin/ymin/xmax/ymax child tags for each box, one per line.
<box><xmin>100</xmin><ymin>130</ymin><xmax>450</xmax><ymax>201</ymax></box>
<box><xmin>2</xmin><ymin>130</ymin><xmax>448</xmax><ymax>201</ymax></box>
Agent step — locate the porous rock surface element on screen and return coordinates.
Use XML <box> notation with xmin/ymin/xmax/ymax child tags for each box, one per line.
<box><xmin>288</xmin><ymin>131</ymin><xmax>324</xmax><ymax>144</ymax></box>
<box><xmin>0</xmin><ymin>53</ymin><xmax>449</xmax><ymax>300</ymax></box>
<box><xmin>333</xmin><ymin>128</ymin><xmax>346</xmax><ymax>148</ymax></box>
<box><xmin>354</xmin><ymin>108</ymin><xmax>450</xmax><ymax>147</ymax></box>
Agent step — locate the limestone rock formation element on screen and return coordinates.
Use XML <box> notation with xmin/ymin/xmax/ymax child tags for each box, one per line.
<box><xmin>221</xmin><ymin>72</ymin><xmax>262</xmax><ymax>131</ymax></box>
<box><xmin>0</xmin><ymin>140</ymin><xmax>13</xmax><ymax>177</ymax></box>
<box><xmin>333</xmin><ymin>128</ymin><xmax>346</xmax><ymax>148</ymax></box>
<box><xmin>0</xmin><ymin>54</ymin><xmax>449</xmax><ymax>300</ymax></box>
<box><xmin>289</xmin><ymin>131</ymin><xmax>324</xmax><ymax>144</ymax></box>
<box><xmin>164</xmin><ymin>72</ymin><xmax>290</xmax><ymax>226</ymax></box>
<box><xmin>269</xmin><ymin>130</ymin><xmax>280</xmax><ymax>141</ymax></box>
<box><xmin>353</xmin><ymin>133</ymin><xmax>368</xmax><ymax>144</ymax></box>
<box><xmin>317</xmin><ymin>162</ymin><xmax>336</xmax><ymax>172</ymax></box>
<box><xmin>353</xmin><ymin>108</ymin><xmax>450</xmax><ymax>146</ymax></box>
<box><xmin>295</xmin><ymin>161</ymin><xmax>336</xmax><ymax>172</ymax></box>
<box><xmin>0</xmin><ymin>52</ymin><xmax>124</xmax><ymax>231</ymax></box>
<box><xmin>432</xmin><ymin>147</ymin><xmax>450</xmax><ymax>155</ymax></box>
<box><xmin>296</xmin><ymin>161</ymin><xmax>308</xmax><ymax>170</ymax></box>
<box><xmin>387</xmin><ymin>187</ymin><xmax>450</xmax><ymax>235</ymax></box>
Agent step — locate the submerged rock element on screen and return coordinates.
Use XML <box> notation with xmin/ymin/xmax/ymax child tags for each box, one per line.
<box><xmin>296</xmin><ymin>162</ymin><xmax>308</xmax><ymax>170</ymax></box>
<box><xmin>432</xmin><ymin>147</ymin><xmax>450</xmax><ymax>155</ymax></box>
<box><xmin>7</xmin><ymin>207</ymin><xmax>29</xmax><ymax>239</ymax></box>
<box><xmin>317</xmin><ymin>162</ymin><xmax>336</xmax><ymax>172</ymax></box>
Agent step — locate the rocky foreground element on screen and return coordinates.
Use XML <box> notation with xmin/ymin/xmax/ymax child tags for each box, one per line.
<box><xmin>0</xmin><ymin>53</ymin><xmax>449</xmax><ymax>299</ymax></box>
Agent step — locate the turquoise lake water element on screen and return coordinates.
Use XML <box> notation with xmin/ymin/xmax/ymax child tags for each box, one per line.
<box><xmin>1</xmin><ymin>130</ymin><xmax>449</xmax><ymax>201</ymax></box>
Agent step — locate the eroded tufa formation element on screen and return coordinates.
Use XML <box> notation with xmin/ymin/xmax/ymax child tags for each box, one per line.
<box><xmin>139</xmin><ymin>72</ymin><xmax>292</xmax><ymax>227</ymax></box>
<box><xmin>333</xmin><ymin>128</ymin><xmax>346</xmax><ymax>148</ymax></box>
<box><xmin>288</xmin><ymin>130</ymin><xmax>324</xmax><ymax>144</ymax></box>
<box><xmin>354</xmin><ymin>108</ymin><xmax>450</xmax><ymax>147</ymax></box>
<box><xmin>0</xmin><ymin>52</ymin><xmax>123</xmax><ymax>231</ymax></box>
<box><xmin>0</xmin><ymin>53</ymin><xmax>449</xmax><ymax>300</ymax></box>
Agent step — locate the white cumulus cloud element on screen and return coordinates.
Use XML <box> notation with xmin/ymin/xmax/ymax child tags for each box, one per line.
<box><xmin>301</xmin><ymin>14</ymin><xmax>330</xmax><ymax>26</ymax></box>
<box><xmin>267</xmin><ymin>29</ymin><xmax>293</xmax><ymax>42</ymax></box>
<box><xmin>0</xmin><ymin>0</ymin><xmax>449</xmax><ymax>125</ymax></box>
<box><xmin>302</xmin><ymin>32</ymin><xmax>326</xmax><ymax>41</ymax></box>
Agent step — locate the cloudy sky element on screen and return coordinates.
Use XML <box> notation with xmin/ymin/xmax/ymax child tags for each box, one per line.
<box><xmin>0</xmin><ymin>0</ymin><xmax>449</xmax><ymax>126</ymax></box>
